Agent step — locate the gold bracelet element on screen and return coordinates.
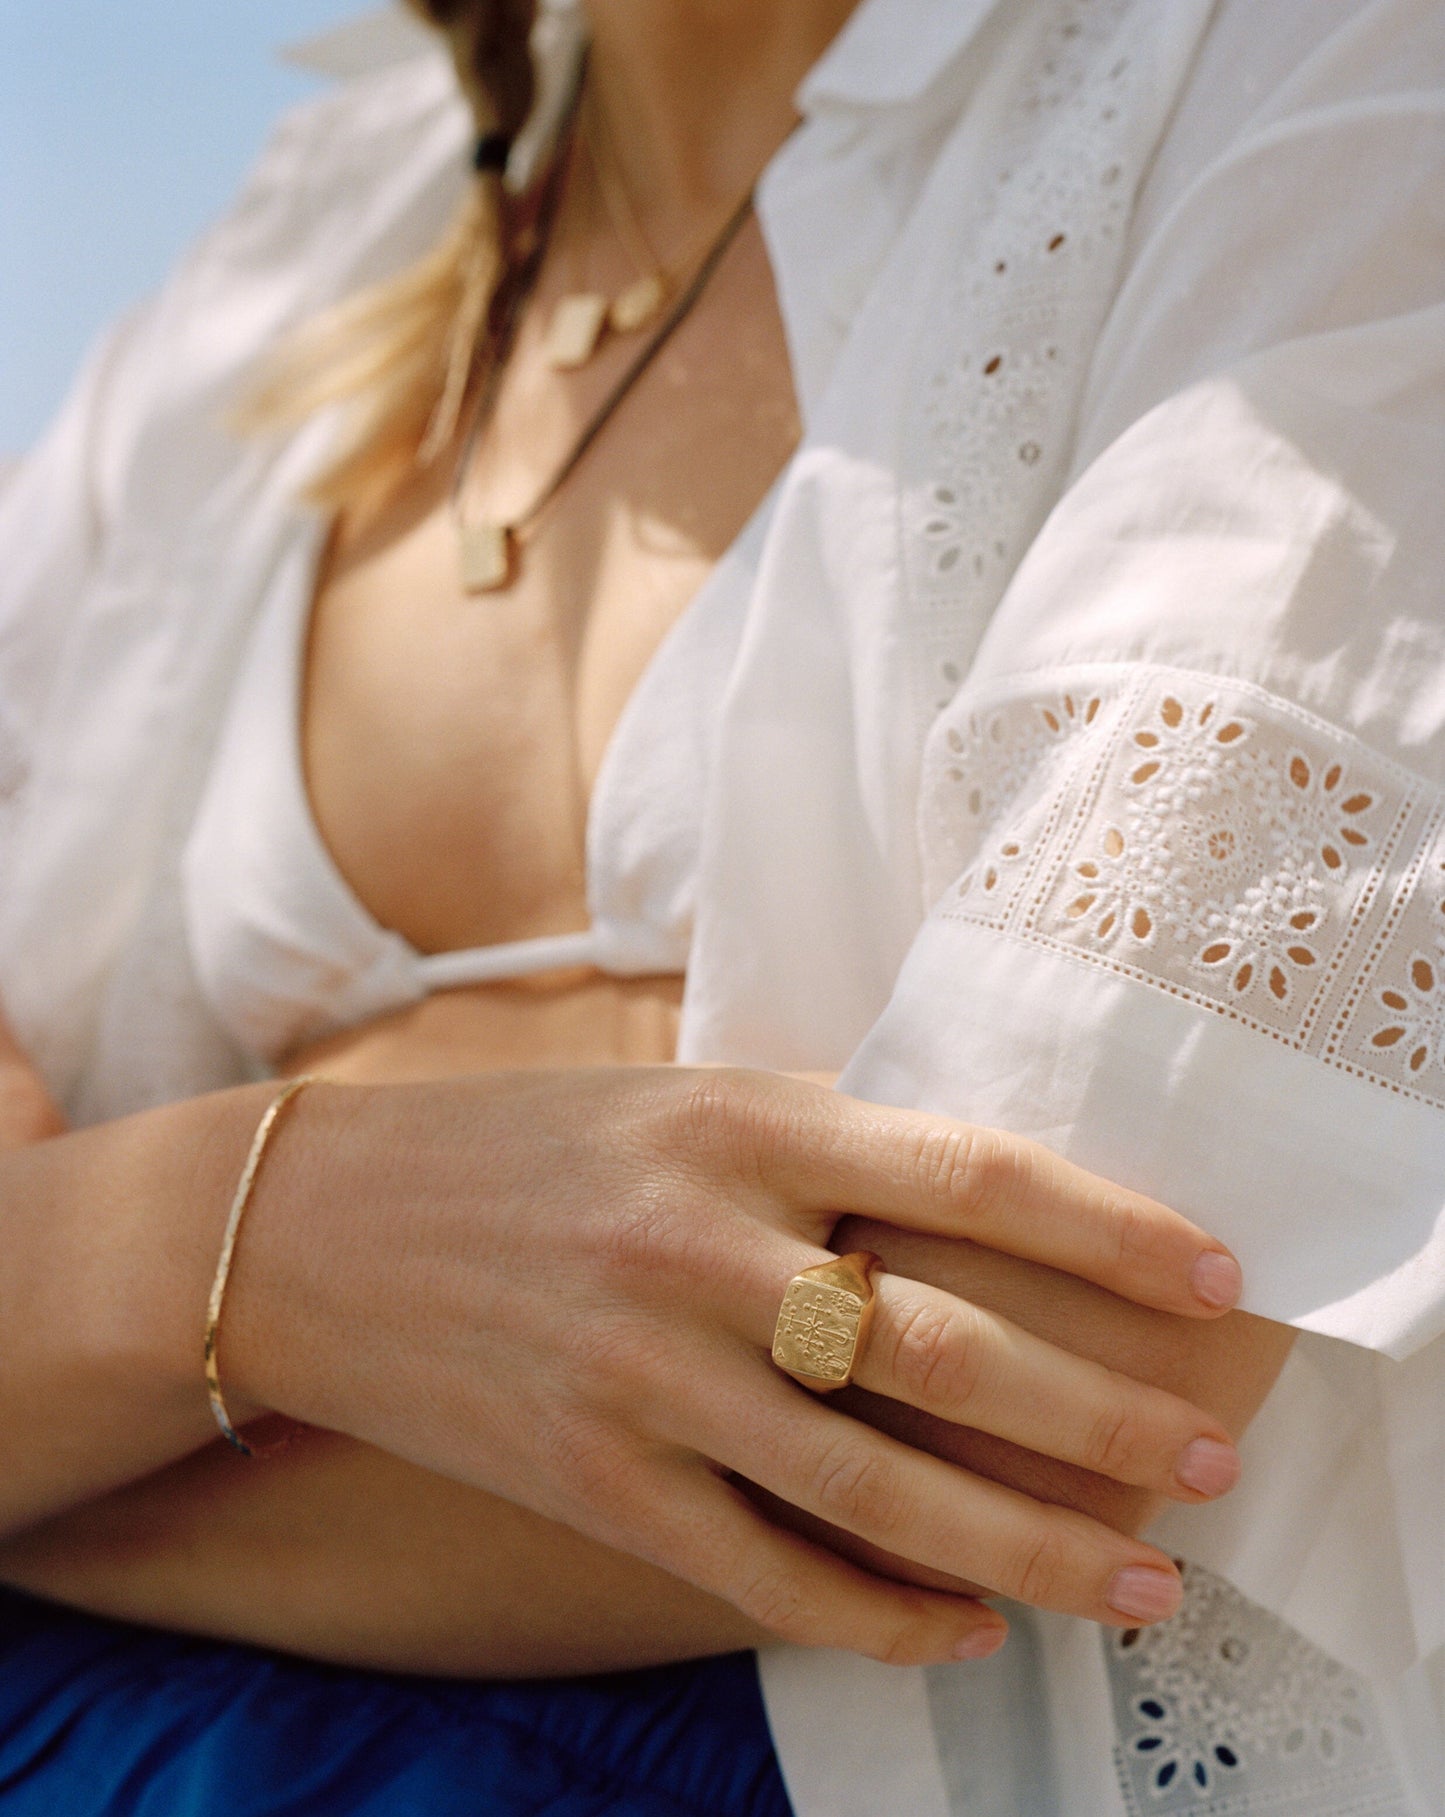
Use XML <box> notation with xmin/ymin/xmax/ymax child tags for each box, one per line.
<box><xmin>203</xmin><ymin>1075</ymin><xmax>317</xmax><ymax>1457</ymax></box>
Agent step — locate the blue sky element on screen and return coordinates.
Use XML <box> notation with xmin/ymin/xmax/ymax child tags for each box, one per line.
<box><xmin>0</xmin><ymin>2</ymin><xmax>370</xmax><ymax>451</ymax></box>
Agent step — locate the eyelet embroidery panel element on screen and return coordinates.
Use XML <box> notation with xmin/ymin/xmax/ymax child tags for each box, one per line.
<box><xmin>922</xmin><ymin>665</ymin><xmax>1445</xmax><ymax>1109</ymax></box>
<box><xmin>899</xmin><ymin>0</ymin><xmax>1153</xmax><ymax>711</ymax></box>
<box><xmin>1106</xmin><ymin>1566</ymin><xmax>1407</xmax><ymax>1815</ymax></box>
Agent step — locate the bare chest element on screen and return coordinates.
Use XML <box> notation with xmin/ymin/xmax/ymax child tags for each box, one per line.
<box><xmin>301</xmin><ymin>220</ymin><xmax>797</xmax><ymax>957</ymax></box>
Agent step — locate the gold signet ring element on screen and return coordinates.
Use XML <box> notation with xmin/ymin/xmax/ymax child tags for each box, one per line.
<box><xmin>771</xmin><ymin>1251</ymin><xmax>884</xmax><ymax>1392</ymax></box>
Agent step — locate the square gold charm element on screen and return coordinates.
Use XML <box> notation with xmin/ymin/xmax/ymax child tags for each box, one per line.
<box><xmin>772</xmin><ymin>1280</ymin><xmax>863</xmax><ymax>1384</ymax></box>
<box><xmin>543</xmin><ymin>292</ymin><xmax>609</xmax><ymax>370</ymax></box>
<box><xmin>610</xmin><ymin>274</ymin><xmax>664</xmax><ymax>334</ymax></box>
<box><xmin>458</xmin><ymin>521</ymin><xmax>512</xmax><ymax>593</ymax></box>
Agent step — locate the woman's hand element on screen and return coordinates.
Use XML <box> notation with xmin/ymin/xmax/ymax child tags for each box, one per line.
<box><xmin>221</xmin><ymin>1067</ymin><xmax>1246</xmax><ymax>1666</ymax></box>
<box><xmin>764</xmin><ymin>1220</ymin><xmax>1294</xmax><ymax>1601</ymax></box>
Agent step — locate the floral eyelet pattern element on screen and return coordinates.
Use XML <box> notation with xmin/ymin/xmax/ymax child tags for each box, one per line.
<box><xmin>1106</xmin><ymin>1566</ymin><xmax>1406</xmax><ymax>1815</ymax></box>
<box><xmin>922</xmin><ymin>664</ymin><xmax>1445</xmax><ymax>1108</ymax></box>
<box><xmin>1369</xmin><ymin>944</ymin><xmax>1445</xmax><ymax>1075</ymax></box>
<box><xmin>902</xmin><ymin>0</ymin><xmax>1145</xmax><ymax>664</ymax></box>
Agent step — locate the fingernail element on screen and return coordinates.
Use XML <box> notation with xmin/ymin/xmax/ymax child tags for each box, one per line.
<box><xmin>1107</xmin><ymin>1566</ymin><xmax>1182</xmax><ymax>1623</ymax></box>
<box><xmin>951</xmin><ymin>1624</ymin><xmax>1008</xmax><ymax>1661</ymax></box>
<box><xmin>1174</xmin><ymin>1437</ymin><xmax>1241</xmax><ymax>1498</ymax></box>
<box><xmin>1189</xmin><ymin>1250</ymin><xmax>1242</xmax><ymax>1310</ymax></box>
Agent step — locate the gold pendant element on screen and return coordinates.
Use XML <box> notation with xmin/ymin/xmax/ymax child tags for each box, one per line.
<box><xmin>543</xmin><ymin>292</ymin><xmax>609</xmax><ymax>370</ymax></box>
<box><xmin>458</xmin><ymin>520</ymin><xmax>513</xmax><ymax>593</ymax></box>
<box><xmin>609</xmin><ymin>274</ymin><xmax>665</xmax><ymax>334</ymax></box>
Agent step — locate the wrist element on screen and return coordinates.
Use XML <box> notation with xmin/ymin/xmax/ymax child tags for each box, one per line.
<box><xmin>0</xmin><ymin>1080</ymin><xmax>346</xmax><ymax>1538</ymax></box>
<box><xmin>210</xmin><ymin>1077</ymin><xmax>377</xmax><ymax>1436</ymax></box>
<box><xmin>101</xmin><ymin>1084</ymin><xmax>283</xmax><ymax>1426</ymax></box>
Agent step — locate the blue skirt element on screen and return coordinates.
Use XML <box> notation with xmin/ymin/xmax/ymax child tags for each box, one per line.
<box><xmin>0</xmin><ymin>1588</ymin><xmax>793</xmax><ymax>1816</ymax></box>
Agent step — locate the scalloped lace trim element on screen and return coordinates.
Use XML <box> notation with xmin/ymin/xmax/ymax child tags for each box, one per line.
<box><xmin>923</xmin><ymin>665</ymin><xmax>1445</xmax><ymax>1109</ymax></box>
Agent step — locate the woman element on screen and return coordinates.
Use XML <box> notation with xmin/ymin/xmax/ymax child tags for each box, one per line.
<box><xmin>0</xmin><ymin>0</ymin><xmax>1439</xmax><ymax>1813</ymax></box>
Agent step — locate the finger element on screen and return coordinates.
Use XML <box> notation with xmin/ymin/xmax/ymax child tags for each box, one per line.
<box><xmin>726</xmin><ymin>1239</ymin><xmax>1240</xmax><ymax>1499</ymax></box>
<box><xmin>645</xmin><ymin>1456</ymin><xmax>1009</xmax><ymax>1667</ymax></box>
<box><xmin>697</xmin><ymin>1364</ymin><xmax>1185</xmax><ymax>1628</ymax></box>
<box><xmin>854</xmin><ymin>1275</ymin><xmax>1241</xmax><ymax>1500</ymax></box>
<box><xmin>0</xmin><ymin>1000</ymin><xmax>66</xmax><ymax>1146</ymax></box>
<box><xmin>734</xmin><ymin>1076</ymin><xmax>1240</xmax><ymax>1317</ymax></box>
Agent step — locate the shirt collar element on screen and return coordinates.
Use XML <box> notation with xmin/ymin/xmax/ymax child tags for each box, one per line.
<box><xmin>798</xmin><ymin>0</ymin><xmax>1002</xmax><ymax>111</ymax></box>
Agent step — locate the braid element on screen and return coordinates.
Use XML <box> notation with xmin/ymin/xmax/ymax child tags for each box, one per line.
<box><xmin>408</xmin><ymin>0</ymin><xmax>537</xmax><ymax>466</ymax></box>
<box><xmin>408</xmin><ymin>0</ymin><xmax>537</xmax><ymax>143</ymax></box>
<box><xmin>240</xmin><ymin>1</ymin><xmax>544</xmax><ymax>517</ymax></box>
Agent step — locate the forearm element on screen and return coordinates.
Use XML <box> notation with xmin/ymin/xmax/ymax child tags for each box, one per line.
<box><xmin>0</xmin><ymin>1082</ymin><xmax>290</xmax><ymax>1537</ymax></box>
<box><xmin>0</xmin><ymin>1224</ymin><xmax>1291</xmax><ymax>1677</ymax></box>
<box><xmin>0</xmin><ymin>1431</ymin><xmax>765</xmax><ymax>1678</ymax></box>
<box><xmin>0</xmin><ymin>1059</ymin><xmax>1265</xmax><ymax>1669</ymax></box>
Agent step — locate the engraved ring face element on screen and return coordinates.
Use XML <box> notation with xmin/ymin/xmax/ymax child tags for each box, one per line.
<box><xmin>773</xmin><ymin>1281</ymin><xmax>864</xmax><ymax>1383</ymax></box>
<box><xmin>771</xmin><ymin>1253</ymin><xmax>882</xmax><ymax>1390</ymax></box>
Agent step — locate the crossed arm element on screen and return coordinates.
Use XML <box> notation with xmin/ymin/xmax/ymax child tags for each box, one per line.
<box><xmin>0</xmin><ymin>1259</ymin><xmax>1292</xmax><ymax>1680</ymax></box>
<box><xmin>0</xmin><ymin>1016</ymin><xmax>1293</xmax><ymax>1677</ymax></box>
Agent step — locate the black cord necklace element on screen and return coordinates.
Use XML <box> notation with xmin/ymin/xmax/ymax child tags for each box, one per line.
<box><xmin>449</xmin><ymin>150</ymin><xmax>758</xmax><ymax>595</ymax></box>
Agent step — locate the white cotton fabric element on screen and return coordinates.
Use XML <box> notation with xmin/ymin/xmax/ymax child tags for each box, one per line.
<box><xmin>0</xmin><ymin>1</ymin><xmax>1441</xmax><ymax>1812</ymax></box>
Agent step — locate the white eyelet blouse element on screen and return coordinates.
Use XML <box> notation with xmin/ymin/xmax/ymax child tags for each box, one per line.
<box><xmin>1</xmin><ymin>1</ymin><xmax>1441</xmax><ymax>1811</ymax></box>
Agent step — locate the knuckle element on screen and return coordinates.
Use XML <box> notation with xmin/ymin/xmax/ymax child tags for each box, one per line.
<box><xmin>653</xmin><ymin>1070</ymin><xmax>797</xmax><ymax>1190</ymax></box>
<box><xmin>547</xmin><ymin>1411</ymin><xmax>626</xmax><ymax>1495</ymax></box>
<box><xmin>920</xmin><ymin>1122</ymin><xmax>984</xmax><ymax>1206</ymax></box>
<box><xmin>662</xmin><ymin>1069</ymin><xmax>762</xmax><ymax>1147</ymax></box>
<box><xmin>1106</xmin><ymin>1194</ymin><xmax>1159</xmax><ymax>1276</ymax></box>
<box><xmin>557</xmin><ymin>1309</ymin><xmax>661</xmax><ymax>1407</ymax></box>
<box><xmin>876</xmin><ymin>1624</ymin><xmax>920</xmax><ymax>1668</ymax></box>
<box><xmin>918</xmin><ymin>1123</ymin><xmax>1029</xmax><ymax>1229</ymax></box>
<box><xmin>812</xmin><ymin>1443</ymin><xmax>905</xmax><ymax>1536</ymax></box>
<box><xmin>1008</xmin><ymin>1527</ymin><xmax>1070</xmax><ymax>1609</ymax></box>
<box><xmin>1080</xmin><ymin>1399</ymin><xmax>1146</xmax><ymax>1482</ymax></box>
<box><xmin>673</xmin><ymin>1070</ymin><xmax>749</xmax><ymax>1141</ymax></box>
<box><xmin>735</xmin><ymin>1565</ymin><xmax>812</xmax><ymax>1643</ymax></box>
<box><xmin>876</xmin><ymin>1606</ymin><xmax>945</xmax><ymax>1669</ymax></box>
<box><xmin>595</xmin><ymin>1187</ymin><xmax>697</xmax><ymax>1290</ymax></box>
<box><xmin>890</xmin><ymin>1301</ymin><xmax>986</xmax><ymax>1413</ymax></box>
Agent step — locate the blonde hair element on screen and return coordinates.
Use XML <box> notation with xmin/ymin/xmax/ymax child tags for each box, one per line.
<box><xmin>240</xmin><ymin>1</ymin><xmax>537</xmax><ymax>516</ymax></box>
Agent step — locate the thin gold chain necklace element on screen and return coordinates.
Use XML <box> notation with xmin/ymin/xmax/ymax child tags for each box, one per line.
<box><xmin>540</xmin><ymin>92</ymin><xmax>734</xmax><ymax>371</ymax></box>
<box><xmin>450</xmin><ymin>179</ymin><xmax>757</xmax><ymax>594</ymax></box>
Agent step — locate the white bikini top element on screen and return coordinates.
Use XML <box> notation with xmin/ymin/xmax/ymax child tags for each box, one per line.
<box><xmin>180</xmin><ymin>513</ymin><xmax>733</xmax><ymax>1066</ymax></box>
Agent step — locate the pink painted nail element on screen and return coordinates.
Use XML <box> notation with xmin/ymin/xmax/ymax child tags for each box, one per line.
<box><xmin>1107</xmin><ymin>1567</ymin><xmax>1182</xmax><ymax>1623</ymax></box>
<box><xmin>951</xmin><ymin>1625</ymin><xmax>1008</xmax><ymax>1661</ymax></box>
<box><xmin>1189</xmin><ymin>1251</ymin><xmax>1242</xmax><ymax>1310</ymax></box>
<box><xmin>1174</xmin><ymin>1437</ymin><xmax>1241</xmax><ymax>1498</ymax></box>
